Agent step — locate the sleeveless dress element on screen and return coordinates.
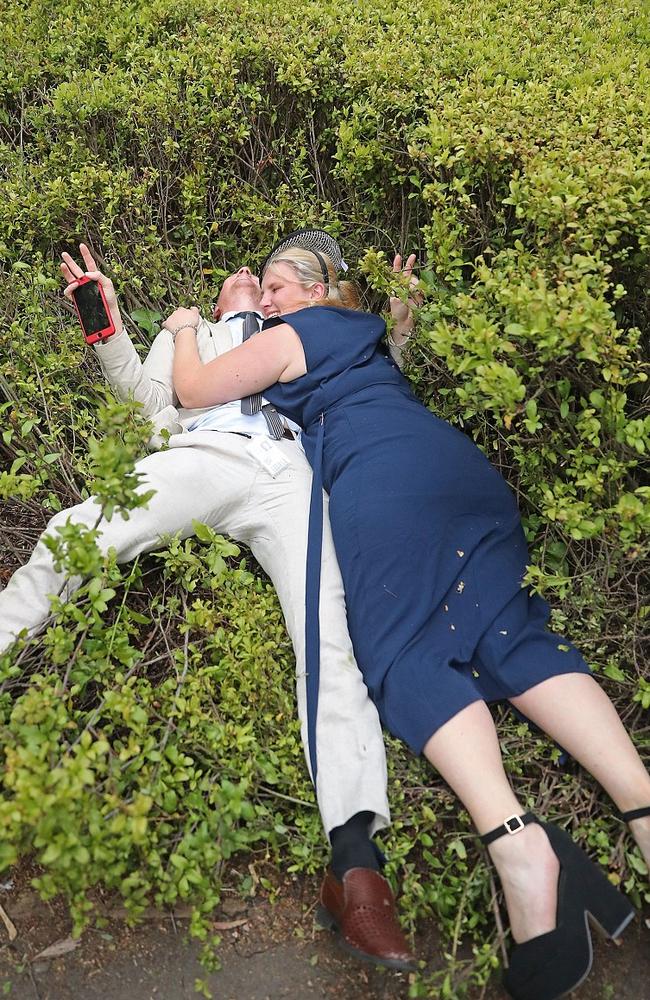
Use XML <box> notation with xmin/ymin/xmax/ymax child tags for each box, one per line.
<box><xmin>263</xmin><ymin>307</ymin><xmax>589</xmax><ymax>771</ymax></box>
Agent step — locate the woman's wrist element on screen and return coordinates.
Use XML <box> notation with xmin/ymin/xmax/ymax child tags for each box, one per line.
<box><xmin>168</xmin><ymin>322</ymin><xmax>199</xmax><ymax>340</ymax></box>
<box><xmin>388</xmin><ymin>320</ymin><xmax>414</xmax><ymax>348</ymax></box>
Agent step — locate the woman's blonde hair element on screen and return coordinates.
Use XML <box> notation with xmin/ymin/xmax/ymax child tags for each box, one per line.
<box><xmin>265</xmin><ymin>248</ymin><xmax>362</xmax><ymax>311</ymax></box>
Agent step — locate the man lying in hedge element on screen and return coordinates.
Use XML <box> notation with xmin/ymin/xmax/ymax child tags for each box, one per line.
<box><xmin>0</xmin><ymin>243</ymin><xmax>416</xmax><ymax>971</ymax></box>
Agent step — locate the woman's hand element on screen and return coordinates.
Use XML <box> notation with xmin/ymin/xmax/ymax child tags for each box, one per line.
<box><xmin>163</xmin><ymin>306</ymin><xmax>200</xmax><ymax>337</ymax></box>
<box><xmin>61</xmin><ymin>243</ymin><xmax>124</xmax><ymax>336</ymax></box>
<box><xmin>389</xmin><ymin>253</ymin><xmax>423</xmax><ymax>345</ymax></box>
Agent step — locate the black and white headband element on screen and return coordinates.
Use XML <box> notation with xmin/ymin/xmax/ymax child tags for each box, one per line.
<box><xmin>261</xmin><ymin>228</ymin><xmax>348</xmax><ymax>286</ymax></box>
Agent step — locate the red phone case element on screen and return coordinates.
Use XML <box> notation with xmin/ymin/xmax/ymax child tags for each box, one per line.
<box><xmin>72</xmin><ymin>275</ymin><xmax>117</xmax><ymax>344</ymax></box>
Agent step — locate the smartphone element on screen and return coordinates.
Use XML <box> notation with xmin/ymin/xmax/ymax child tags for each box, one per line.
<box><xmin>71</xmin><ymin>276</ymin><xmax>116</xmax><ymax>344</ymax></box>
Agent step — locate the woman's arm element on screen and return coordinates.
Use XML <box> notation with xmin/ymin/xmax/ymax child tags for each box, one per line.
<box><xmin>170</xmin><ymin>314</ymin><xmax>306</xmax><ymax>409</ymax></box>
<box><xmin>388</xmin><ymin>253</ymin><xmax>422</xmax><ymax>364</ymax></box>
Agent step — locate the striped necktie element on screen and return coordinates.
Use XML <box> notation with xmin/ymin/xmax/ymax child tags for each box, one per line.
<box><xmin>235</xmin><ymin>311</ymin><xmax>284</xmax><ymax>439</ymax></box>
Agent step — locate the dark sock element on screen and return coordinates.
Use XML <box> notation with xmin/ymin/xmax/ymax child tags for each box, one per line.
<box><xmin>329</xmin><ymin>811</ymin><xmax>380</xmax><ymax>880</ymax></box>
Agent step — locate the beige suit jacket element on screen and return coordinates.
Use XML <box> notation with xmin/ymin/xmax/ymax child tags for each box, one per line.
<box><xmin>94</xmin><ymin>317</ymin><xmax>234</xmax><ymax>448</ymax></box>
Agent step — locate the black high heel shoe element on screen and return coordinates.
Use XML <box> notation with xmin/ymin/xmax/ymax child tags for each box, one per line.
<box><xmin>481</xmin><ymin>812</ymin><xmax>636</xmax><ymax>1000</ymax></box>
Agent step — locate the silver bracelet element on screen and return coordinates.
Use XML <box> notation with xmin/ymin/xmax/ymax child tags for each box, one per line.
<box><xmin>168</xmin><ymin>322</ymin><xmax>199</xmax><ymax>339</ymax></box>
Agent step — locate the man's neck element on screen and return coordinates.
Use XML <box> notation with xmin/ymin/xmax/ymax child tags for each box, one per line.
<box><xmin>221</xmin><ymin>295</ymin><xmax>262</xmax><ymax>315</ymax></box>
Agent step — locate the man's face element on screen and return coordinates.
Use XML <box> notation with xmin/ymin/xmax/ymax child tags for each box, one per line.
<box><xmin>213</xmin><ymin>267</ymin><xmax>262</xmax><ymax>318</ymax></box>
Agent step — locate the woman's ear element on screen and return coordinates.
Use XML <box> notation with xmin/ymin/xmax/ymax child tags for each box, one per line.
<box><xmin>309</xmin><ymin>282</ymin><xmax>326</xmax><ymax>301</ymax></box>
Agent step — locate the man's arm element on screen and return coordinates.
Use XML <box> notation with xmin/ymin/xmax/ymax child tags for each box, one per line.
<box><xmin>94</xmin><ymin>327</ymin><xmax>176</xmax><ymax>417</ymax></box>
<box><xmin>61</xmin><ymin>245</ymin><xmax>175</xmax><ymax>417</ymax></box>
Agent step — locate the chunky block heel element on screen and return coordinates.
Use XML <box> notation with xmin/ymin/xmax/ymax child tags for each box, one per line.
<box><xmin>542</xmin><ymin>822</ymin><xmax>635</xmax><ymax>941</ymax></box>
<box><xmin>481</xmin><ymin>813</ymin><xmax>636</xmax><ymax>1000</ymax></box>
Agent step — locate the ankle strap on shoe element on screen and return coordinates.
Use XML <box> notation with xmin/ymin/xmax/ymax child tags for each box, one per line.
<box><xmin>620</xmin><ymin>806</ymin><xmax>650</xmax><ymax>823</ymax></box>
<box><xmin>480</xmin><ymin>812</ymin><xmax>537</xmax><ymax>846</ymax></box>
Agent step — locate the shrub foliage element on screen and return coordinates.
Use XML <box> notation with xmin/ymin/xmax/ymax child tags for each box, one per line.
<box><xmin>0</xmin><ymin>1</ymin><xmax>648</xmax><ymax>995</ymax></box>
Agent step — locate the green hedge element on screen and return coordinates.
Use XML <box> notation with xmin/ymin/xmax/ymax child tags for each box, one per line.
<box><xmin>0</xmin><ymin>1</ymin><xmax>648</xmax><ymax>995</ymax></box>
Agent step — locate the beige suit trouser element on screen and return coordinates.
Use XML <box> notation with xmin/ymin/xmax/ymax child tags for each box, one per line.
<box><xmin>0</xmin><ymin>431</ymin><xmax>389</xmax><ymax>836</ymax></box>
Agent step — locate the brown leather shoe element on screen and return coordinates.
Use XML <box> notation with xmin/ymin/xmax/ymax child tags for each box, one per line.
<box><xmin>317</xmin><ymin>867</ymin><xmax>417</xmax><ymax>971</ymax></box>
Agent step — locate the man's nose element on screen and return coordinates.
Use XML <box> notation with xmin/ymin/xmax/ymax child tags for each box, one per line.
<box><xmin>238</xmin><ymin>267</ymin><xmax>251</xmax><ymax>275</ymax></box>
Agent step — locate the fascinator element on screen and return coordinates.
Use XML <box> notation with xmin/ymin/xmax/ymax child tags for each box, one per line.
<box><xmin>261</xmin><ymin>228</ymin><xmax>348</xmax><ymax>286</ymax></box>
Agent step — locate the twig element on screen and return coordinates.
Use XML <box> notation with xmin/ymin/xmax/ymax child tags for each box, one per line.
<box><xmin>258</xmin><ymin>786</ymin><xmax>316</xmax><ymax>809</ymax></box>
<box><xmin>450</xmin><ymin>857</ymin><xmax>481</xmax><ymax>960</ymax></box>
<box><xmin>27</xmin><ymin>963</ymin><xmax>42</xmax><ymax>1000</ymax></box>
<box><xmin>152</xmin><ymin>597</ymin><xmax>191</xmax><ymax>782</ymax></box>
<box><xmin>0</xmin><ymin>902</ymin><xmax>17</xmax><ymax>940</ymax></box>
<box><xmin>488</xmin><ymin>866</ymin><xmax>508</xmax><ymax>969</ymax></box>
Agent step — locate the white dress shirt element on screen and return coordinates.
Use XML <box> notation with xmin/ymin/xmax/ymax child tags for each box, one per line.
<box><xmin>187</xmin><ymin>312</ymin><xmax>301</xmax><ymax>438</ymax></box>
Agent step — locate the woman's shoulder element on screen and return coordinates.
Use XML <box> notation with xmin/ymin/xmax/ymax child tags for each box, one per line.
<box><xmin>286</xmin><ymin>305</ymin><xmax>383</xmax><ymax>327</ymax></box>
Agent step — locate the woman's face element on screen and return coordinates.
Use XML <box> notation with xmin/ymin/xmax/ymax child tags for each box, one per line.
<box><xmin>260</xmin><ymin>262</ymin><xmax>312</xmax><ymax>317</ymax></box>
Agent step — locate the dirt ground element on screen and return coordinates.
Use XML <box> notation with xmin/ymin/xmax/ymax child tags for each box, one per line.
<box><xmin>0</xmin><ymin>861</ymin><xmax>648</xmax><ymax>1000</ymax></box>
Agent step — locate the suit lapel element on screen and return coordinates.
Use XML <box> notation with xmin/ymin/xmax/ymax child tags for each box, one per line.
<box><xmin>198</xmin><ymin>318</ymin><xmax>234</xmax><ymax>360</ymax></box>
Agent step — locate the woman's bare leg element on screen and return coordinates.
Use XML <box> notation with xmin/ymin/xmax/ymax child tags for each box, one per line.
<box><xmin>422</xmin><ymin>701</ymin><xmax>559</xmax><ymax>943</ymax></box>
<box><xmin>511</xmin><ymin>674</ymin><xmax>650</xmax><ymax>865</ymax></box>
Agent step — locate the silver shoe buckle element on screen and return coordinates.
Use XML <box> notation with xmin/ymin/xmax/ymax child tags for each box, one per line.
<box><xmin>503</xmin><ymin>814</ymin><xmax>525</xmax><ymax>835</ymax></box>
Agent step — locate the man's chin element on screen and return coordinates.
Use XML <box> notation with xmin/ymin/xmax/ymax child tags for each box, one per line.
<box><xmin>235</xmin><ymin>274</ymin><xmax>260</xmax><ymax>289</ymax></box>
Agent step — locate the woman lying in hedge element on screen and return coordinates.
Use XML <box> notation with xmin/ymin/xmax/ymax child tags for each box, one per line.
<box><xmin>169</xmin><ymin>230</ymin><xmax>650</xmax><ymax>1000</ymax></box>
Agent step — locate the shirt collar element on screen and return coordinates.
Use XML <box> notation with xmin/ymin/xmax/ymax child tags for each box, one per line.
<box><xmin>221</xmin><ymin>310</ymin><xmax>264</xmax><ymax>323</ymax></box>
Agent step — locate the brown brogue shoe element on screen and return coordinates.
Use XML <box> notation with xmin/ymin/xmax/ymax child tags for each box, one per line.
<box><xmin>317</xmin><ymin>867</ymin><xmax>416</xmax><ymax>971</ymax></box>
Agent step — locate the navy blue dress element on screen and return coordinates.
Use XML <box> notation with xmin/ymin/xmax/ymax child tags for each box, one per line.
<box><xmin>264</xmin><ymin>307</ymin><xmax>589</xmax><ymax>762</ymax></box>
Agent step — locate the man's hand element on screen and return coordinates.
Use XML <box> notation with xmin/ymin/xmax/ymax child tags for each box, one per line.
<box><xmin>163</xmin><ymin>306</ymin><xmax>200</xmax><ymax>337</ymax></box>
<box><xmin>389</xmin><ymin>253</ymin><xmax>423</xmax><ymax>345</ymax></box>
<box><xmin>61</xmin><ymin>243</ymin><xmax>124</xmax><ymax>337</ymax></box>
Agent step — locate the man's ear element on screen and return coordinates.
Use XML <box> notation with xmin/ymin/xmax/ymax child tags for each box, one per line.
<box><xmin>213</xmin><ymin>304</ymin><xmax>222</xmax><ymax>321</ymax></box>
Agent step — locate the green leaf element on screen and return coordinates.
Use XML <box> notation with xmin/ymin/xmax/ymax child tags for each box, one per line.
<box><xmin>130</xmin><ymin>309</ymin><xmax>163</xmax><ymax>336</ymax></box>
<box><xmin>603</xmin><ymin>662</ymin><xmax>626</xmax><ymax>682</ymax></box>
